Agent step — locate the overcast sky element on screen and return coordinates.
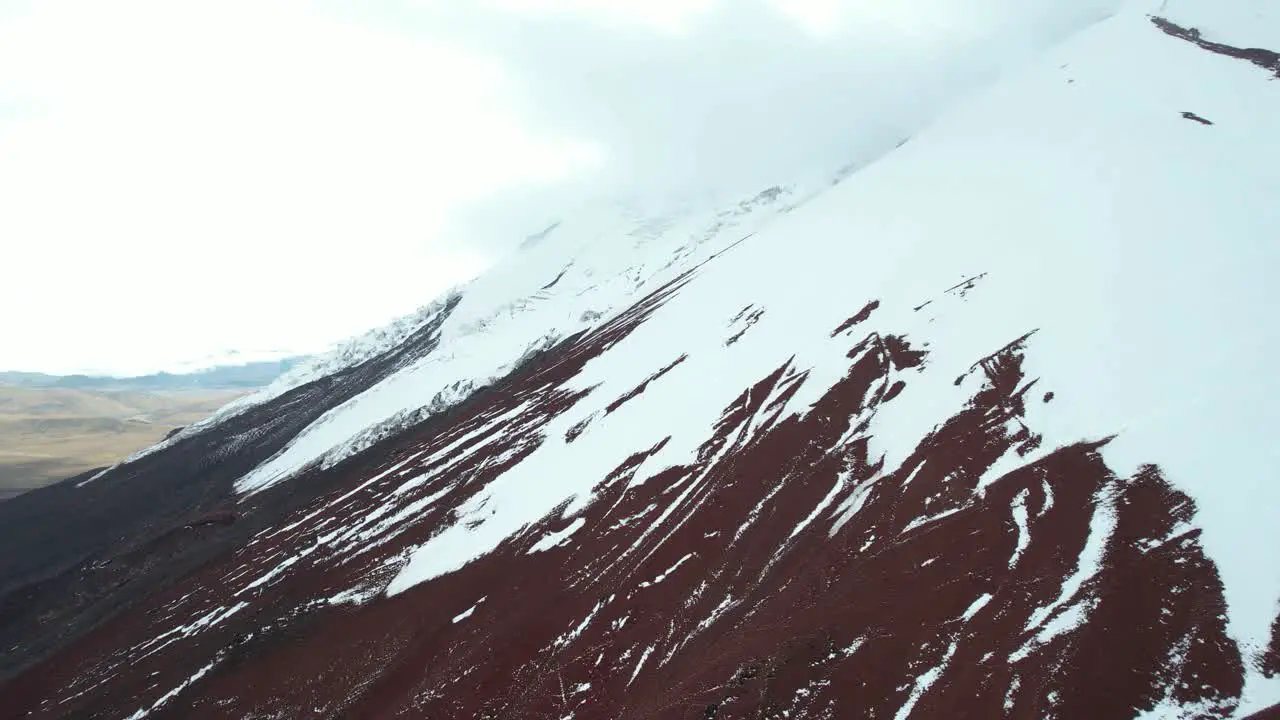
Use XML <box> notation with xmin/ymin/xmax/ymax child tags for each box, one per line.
<box><xmin>0</xmin><ymin>0</ymin><xmax>1116</xmax><ymax>375</ymax></box>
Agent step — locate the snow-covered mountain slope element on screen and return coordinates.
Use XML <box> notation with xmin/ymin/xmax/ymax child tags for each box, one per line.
<box><xmin>89</xmin><ymin>185</ymin><xmax>806</xmax><ymax>491</ymax></box>
<box><xmin>3</xmin><ymin>0</ymin><xmax>1280</xmax><ymax>718</ymax></box>
<box><xmin>231</xmin><ymin>185</ymin><xmax>817</xmax><ymax>495</ymax></box>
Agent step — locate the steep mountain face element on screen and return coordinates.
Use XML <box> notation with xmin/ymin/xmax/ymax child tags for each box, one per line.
<box><xmin>3</xmin><ymin>1</ymin><xmax>1280</xmax><ymax>718</ymax></box>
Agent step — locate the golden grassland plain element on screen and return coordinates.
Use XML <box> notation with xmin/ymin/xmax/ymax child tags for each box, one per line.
<box><xmin>0</xmin><ymin>388</ymin><xmax>243</xmax><ymax>499</ymax></box>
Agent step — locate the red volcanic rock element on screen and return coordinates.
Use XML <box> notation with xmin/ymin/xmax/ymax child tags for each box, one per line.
<box><xmin>605</xmin><ymin>354</ymin><xmax>688</xmax><ymax>415</ymax></box>
<box><xmin>0</xmin><ymin>289</ymin><xmax>1254</xmax><ymax>719</ymax></box>
<box><xmin>1265</xmin><ymin>608</ymin><xmax>1280</xmax><ymax>678</ymax></box>
<box><xmin>830</xmin><ymin>299</ymin><xmax>881</xmax><ymax>337</ymax></box>
<box><xmin>1247</xmin><ymin>704</ymin><xmax>1280</xmax><ymax>720</ymax></box>
<box><xmin>1151</xmin><ymin>17</ymin><xmax>1280</xmax><ymax>77</ymax></box>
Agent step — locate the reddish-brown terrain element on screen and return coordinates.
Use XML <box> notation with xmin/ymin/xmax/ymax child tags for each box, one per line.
<box><xmin>2</xmin><ymin>272</ymin><xmax>1275</xmax><ymax>718</ymax></box>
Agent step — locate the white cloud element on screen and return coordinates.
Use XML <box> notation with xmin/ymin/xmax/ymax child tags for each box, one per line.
<box><xmin>419</xmin><ymin>0</ymin><xmax>1120</xmax><ymax>252</ymax></box>
<box><xmin>0</xmin><ymin>0</ymin><xmax>597</xmax><ymax>374</ymax></box>
<box><xmin>477</xmin><ymin>0</ymin><xmax>718</xmax><ymax>33</ymax></box>
<box><xmin>0</xmin><ymin>0</ymin><xmax>1119</xmax><ymax>375</ymax></box>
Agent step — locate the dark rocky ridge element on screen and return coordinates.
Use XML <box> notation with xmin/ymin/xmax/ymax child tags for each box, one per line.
<box><xmin>1151</xmin><ymin>16</ymin><xmax>1280</xmax><ymax>77</ymax></box>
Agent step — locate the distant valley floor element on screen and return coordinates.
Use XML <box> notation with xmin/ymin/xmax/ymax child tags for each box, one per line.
<box><xmin>0</xmin><ymin>388</ymin><xmax>242</xmax><ymax>499</ymax></box>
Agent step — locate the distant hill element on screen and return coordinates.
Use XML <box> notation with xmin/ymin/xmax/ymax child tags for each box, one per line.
<box><xmin>0</xmin><ymin>358</ymin><xmax>306</xmax><ymax>500</ymax></box>
<box><xmin>0</xmin><ymin>356</ymin><xmax>307</xmax><ymax>391</ymax></box>
<box><xmin>0</xmin><ymin>386</ymin><xmax>246</xmax><ymax>500</ymax></box>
